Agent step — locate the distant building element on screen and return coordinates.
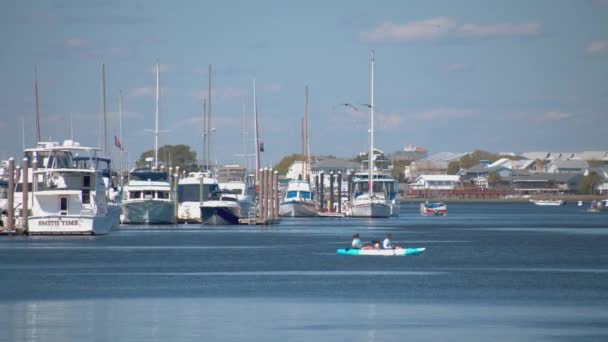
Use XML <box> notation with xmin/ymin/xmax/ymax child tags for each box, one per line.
<box><xmin>544</xmin><ymin>159</ymin><xmax>589</xmax><ymax>174</ymax></box>
<box><xmin>404</xmin><ymin>152</ymin><xmax>470</xmax><ymax>180</ymax></box>
<box><xmin>285</xmin><ymin>161</ymin><xmax>305</xmax><ymax>180</ymax></box>
<box><xmin>410</xmin><ymin>175</ymin><xmax>461</xmax><ymax>190</ymax></box>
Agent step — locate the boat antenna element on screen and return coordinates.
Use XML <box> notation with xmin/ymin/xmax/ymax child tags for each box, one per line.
<box><xmin>155</xmin><ymin>60</ymin><xmax>160</xmax><ymax>169</ymax></box>
<box><xmin>368</xmin><ymin>49</ymin><xmax>374</xmax><ymax>196</ymax></box>
<box><xmin>242</xmin><ymin>96</ymin><xmax>247</xmax><ymax>170</ymax></box>
<box><xmin>103</xmin><ymin>63</ymin><xmax>108</xmax><ymax>157</ymax></box>
<box><xmin>253</xmin><ymin>79</ymin><xmax>260</xmax><ymax>172</ymax></box>
<box><xmin>119</xmin><ymin>90</ymin><xmax>124</xmax><ymax>186</ymax></box>
<box><xmin>202</xmin><ymin>97</ymin><xmax>206</xmax><ymax>170</ymax></box>
<box><xmin>34</xmin><ymin>65</ymin><xmax>41</xmax><ymax>143</ymax></box>
<box><xmin>207</xmin><ymin>64</ymin><xmax>212</xmax><ymax>173</ymax></box>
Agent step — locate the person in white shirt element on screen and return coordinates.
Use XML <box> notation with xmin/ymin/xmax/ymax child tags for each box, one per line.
<box><xmin>351</xmin><ymin>233</ymin><xmax>362</xmax><ymax>249</ymax></box>
<box><xmin>383</xmin><ymin>233</ymin><xmax>400</xmax><ymax>249</ymax></box>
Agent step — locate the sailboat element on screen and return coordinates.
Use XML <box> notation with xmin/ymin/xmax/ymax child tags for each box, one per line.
<box><xmin>279</xmin><ymin>86</ymin><xmax>319</xmax><ymax>217</ymax></box>
<box><xmin>350</xmin><ymin>50</ymin><xmax>391</xmax><ymax>218</ymax></box>
<box><xmin>121</xmin><ymin>61</ymin><xmax>175</xmax><ymax>224</ymax></box>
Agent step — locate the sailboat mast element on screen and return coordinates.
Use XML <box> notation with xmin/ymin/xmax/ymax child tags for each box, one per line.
<box><xmin>305</xmin><ymin>86</ymin><xmax>311</xmax><ymax>181</ymax></box>
<box><xmin>253</xmin><ymin>79</ymin><xmax>260</xmax><ymax>172</ymax></box>
<box><xmin>103</xmin><ymin>64</ymin><xmax>108</xmax><ymax>157</ymax></box>
<box><xmin>154</xmin><ymin>61</ymin><xmax>160</xmax><ymax>169</ymax></box>
<box><xmin>304</xmin><ymin>86</ymin><xmax>309</xmax><ymax>180</ymax></box>
<box><xmin>368</xmin><ymin>50</ymin><xmax>375</xmax><ymax>195</ymax></box>
<box><xmin>202</xmin><ymin>98</ymin><xmax>206</xmax><ymax>169</ymax></box>
<box><xmin>242</xmin><ymin>96</ymin><xmax>247</xmax><ymax>169</ymax></box>
<box><xmin>34</xmin><ymin>65</ymin><xmax>41</xmax><ymax>143</ymax></box>
<box><xmin>207</xmin><ymin>64</ymin><xmax>212</xmax><ymax>172</ymax></box>
<box><xmin>119</xmin><ymin>90</ymin><xmax>123</xmax><ymax>187</ymax></box>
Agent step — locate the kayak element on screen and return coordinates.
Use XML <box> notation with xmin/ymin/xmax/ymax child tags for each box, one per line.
<box><xmin>336</xmin><ymin>247</ymin><xmax>426</xmax><ymax>256</ymax></box>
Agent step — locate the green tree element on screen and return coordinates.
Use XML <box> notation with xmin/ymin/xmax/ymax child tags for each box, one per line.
<box><xmin>137</xmin><ymin>144</ymin><xmax>197</xmax><ymax>171</ymax></box>
<box><xmin>487</xmin><ymin>171</ymin><xmax>502</xmax><ymax>188</ymax></box>
<box><xmin>390</xmin><ymin>160</ymin><xmax>408</xmax><ymax>182</ymax></box>
<box><xmin>447</xmin><ymin>160</ymin><xmax>461</xmax><ymax>175</ymax></box>
<box><xmin>579</xmin><ymin>172</ymin><xmax>602</xmax><ymax>194</ymax></box>
<box><xmin>273</xmin><ymin>154</ymin><xmax>303</xmax><ymax>175</ymax></box>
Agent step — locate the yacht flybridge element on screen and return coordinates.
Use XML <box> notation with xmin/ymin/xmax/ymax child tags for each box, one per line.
<box><xmin>27</xmin><ymin>140</ymin><xmax>118</xmax><ymax>235</ymax></box>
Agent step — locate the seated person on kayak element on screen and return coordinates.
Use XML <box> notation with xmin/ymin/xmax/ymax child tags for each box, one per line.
<box><xmin>383</xmin><ymin>233</ymin><xmax>401</xmax><ymax>249</ymax></box>
<box><xmin>360</xmin><ymin>239</ymin><xmax>381</xmax><ymax>250</ymax></box>
<box><xmin>351</xmin><ymin>234</ymin><xmax>363</xmax><ymax>249</ymax></box>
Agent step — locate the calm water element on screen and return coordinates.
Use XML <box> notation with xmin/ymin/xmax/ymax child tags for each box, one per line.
<box><xmin>1</xmin><ymin>202</ymin><xmax>608</xmax><ymax>341</ymax></box>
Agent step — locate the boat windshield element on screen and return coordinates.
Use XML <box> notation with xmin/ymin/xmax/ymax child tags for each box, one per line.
<box><xmin>130</xmin><ymin>169</ymin><xmax>168</xmax><ymax>182</ymax></box>
<box><xmin>300</xmin><ymin>191</ymin><xmax>312</xmax><ymax>200</ymax></box>
<box><xmin>286</xmin><ymin>191</ymin><xmax>298</xmax><ymax>199</ymax></box>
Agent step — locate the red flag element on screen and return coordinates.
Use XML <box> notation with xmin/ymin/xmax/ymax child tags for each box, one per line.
<box><xmin>114</xmin><ymin>136</ymin><xmax>122</xmax><ymax>150</ymax></box>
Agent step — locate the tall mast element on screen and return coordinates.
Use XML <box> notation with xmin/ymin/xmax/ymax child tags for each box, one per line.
<box><xmin>253</xmin><ymin>79</ymin><xmax>260</xmax><ymax>172</ymax></box>
<box><xmin>242</xmin><ymin>96</ymin><xmax>247</xmax><ymax>169</ymax></box>
<box><xmin>305</xmin><ymin>86</ymin><xmax>310</xmax><ymax>180</ymax></box>
<box><xmin>301</xmin><ymin>117</ymin><xmax>305</xmax><ymax>179</ymax></box>
<box><xmin>207</xmin><ymin>64</ymin><xmax>212</xmax><ymax>171</ymax></box>
<box><xmin>368</xmin><ymin>50</ymin><xmax>375</xmax><ymax>195</ymax></box>
<box><xmin>202</xmin><ymin>98</ymin><xmax>206</xmax><ymax>169</ymax></box>
<box><xmin>34</xmin><ymin>65</ymin><xmax>41</xmax><ymax>143</ymax></box>
<box><xmin>154</xmin><ymin>60</ymin><xmax>160</xmax><ymax>169</ymax></box>
<box><xmin>102</xmin><ymin>63</ymin><xmax>108</xmax><ymax>157</ymax></box>
<box><xmin>119</xmin><ymin>90</ymin><xmax>124</xmax><ymax>186</ymax></box>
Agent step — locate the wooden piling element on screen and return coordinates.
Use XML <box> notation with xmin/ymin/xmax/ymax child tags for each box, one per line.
<box><xmin>273</xmin><ymin>170</ymin><xmax>279</xmax><ymax>219</ymax></box>
<box><xmin>319</xmin><ymin>172</ymin><xmax>324</xmax><ymax>211</ymax></box>
<box><xmin>21</xmin><ymin>158</ymin><xmax>29</xmax><ymax>232</ymax></box>
<box><xmin>329</xmin><ymin>172</ymin><xmax>334</xmax><ymax>212</ymax></box>
<box><xmin>337</xmin><ymin>172</ymin><xmax>342</xmax><ymax>213</ymax></box>
<box><xmin>6</xmin><ymin>158</ymin><xmax>14</xmax><ymax>231</ymax></box>
<box><xmin>259</xmin><ymin>168</ymin><xmax>265</xmax><ymax>220</ymax></box>
<box><xmin>265</xmin><ymin>168</ymin><xmax>271</xmax><ymax>220</ymax></box>
<box><xmin>268</xmin><ymin>168</ymin><xmax>275</xmax><ymax>219</ymax></box>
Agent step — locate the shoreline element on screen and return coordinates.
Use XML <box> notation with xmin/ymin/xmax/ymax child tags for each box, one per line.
<box><xmin>401</xmin><ymin>195</ymin><xmax>606</xmax><ymax>203</ymax></box>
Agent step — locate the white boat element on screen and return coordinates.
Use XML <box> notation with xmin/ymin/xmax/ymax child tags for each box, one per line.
<box><xmin>530</xmin><ymin>199</ymin><xmax>565</xmax><ymax>206</ymax></box>
<box><xmin>121</xmin><ymin>168</ymin><xmax>175</xmax><ymax>224</ymax></box>
<box><xmin>27</xmin><ymin>141</ymin><xmax>118</xmax><ymax>235</ymax></box>
<box><xmin>420</xmin><ymin>201</ymin><xmax>447</xmax><ymax>216</ymax></box>
<box><xmin>279</xmin><ymin>180</ymin><xmax>318</xmax><ymax>217</ymax></box>
<box><xmin>349</xmin><ymin>50</ymin><xmax>391</xmax><ymax>219</ymax></box>
<box><xmin>176</xmin><ymin>171</ymin><xmax>218</xmax><ymax>223</ymax></box>
<box><xmin>350</xmin><ymin>172</ymin><xmax>399</xmax><ymax>217</ymax></box>
<box><xmin>200</xmin><ymin>191</ymin><xmax>242</xmax><ymax>225</ymax></box>
<box><xmin>217</xmin><ymin>165</ymin><xmax>254</xmax><ymax>219</ymax></box>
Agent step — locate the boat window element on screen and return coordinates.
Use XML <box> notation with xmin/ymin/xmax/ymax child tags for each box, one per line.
<box><xmin>130</xmin><ymin>191</ymin><xmax>141</xmax><ymax>199</ymax></box>
<box><xmin>286</xmin><ymin>191</ymin><xmax>298</xmax><ymax>199</ymax></box>
<box><xmin>144</xmin><ymin>191</ymin><xmax>153</xmax><ymax>199</ymax></box>
<box><xmin>59</xmin><ymin>196</ymin><xmax>68</xmax><ymax>215</ymax></box>
<box><xmin>82</xmin><ymin>190</ymin><xmax>90</xmax><ymax>204</ymax></box>
<box><xmin>156</xmin><ymin>191</ymin><xmax>169</xmax><ymax>199</ymax></box>
<box><xmin>83</xmin><ymin>175</ymin><xmax>91</xmax><ymax>188</ymax></box>
<box><xmin>300</xmin><ymin>191</ymin><xmax>312</xmax><ymax>200</ymax></box>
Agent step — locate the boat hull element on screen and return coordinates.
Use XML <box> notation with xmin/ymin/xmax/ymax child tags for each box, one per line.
<box><xmin>530</xmin><ymin>200</ymin><xmax>565</xmax><ymax>206</ymax></box>
<box><xmin>420</xmin><ymin>203</ymin><xmax>447</xmax><ymax>216</ymax></box>
<box><xmin>336</xmin><ymin>247</ymin><xmax>426</xmax><ymax>256</ymax></box>
<box><xmin>279</xmin><ymin>201</ymin><xmax>318</xmax><ymax>217</ymax></box>
<box><xmin>200</xmin><ymin>204</ymin><xmax>240</xmax><ymax>225</ymax></box>
<box><xmin>122</xmin><ymin>200</ymin><xmax>175</xmax><ymax>224</ymax></box>
<box><xmin>28</xmin><ymin>214</ymin><xmax>115</xmax><ymax>235</ymax></box>
<box><xmin>177</xmin><ymin>201</ymin><xmax>203</xmax><ymax>223</ymax></box>
<box><xmin>350</xmin><ymin>203</ymin><xmax>391</xmax><ymax>218</ymax></box>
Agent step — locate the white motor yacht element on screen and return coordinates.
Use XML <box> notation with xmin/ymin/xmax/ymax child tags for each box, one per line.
<box><xmin>121</xmin><ymin>168</ymin><xmax>175</xmax><ymax>224</ymax></box>
<box><xmin>279</xmin><ymin>180</ymin><xmax>318</xmax><ymax>217</ymax></box>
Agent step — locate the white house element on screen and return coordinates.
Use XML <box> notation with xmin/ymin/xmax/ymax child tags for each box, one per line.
<box><xmin>410</xmin><ymin>175</ymin><xmax>461</xmax><ymax>190</ymax></box>
<box><xmin>285</xmin><ymin>161</ymin><xmax>305</xmax><ymax>180</ymax></box>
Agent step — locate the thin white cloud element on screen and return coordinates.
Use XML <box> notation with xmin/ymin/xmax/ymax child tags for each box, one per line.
<box><xmin>455</xmin><ymin>21</ymin><xmax>540</xmax><ymax>38</ymax></box>
<box><xmin>360</xmin><ymin>17</ymin><xmax>541</xmax><ymax>43</ymax></box>
<box><xmin>360</xmin><ymin>17</ymin><xmax>456</xmax><ymax>43</ymax></box>
<box><xmin>543</xmin><ymin>111</ymin><xmax>573</xmax><ymax>121</ymax></box>
<box><xmin>173</xmin><ymin>115</ymin><xmax>239</xmax><ymax>129</ymax></box>
<box><xmin>192</xmin><ymin>87</ymin><xmax>247</xmax><ymax>101</ymax></box>
<box><xmin>64</xmin><ymin>38</ymin><xmax>87</xmax><ymax>47</ymax></box>
<box><xmin>586</xmin><ymin>40</ymin><xmax>608</xmax><ymax>55</ymax></box>
<box><xmin>110</xmin><ymin>47</ymin><xmax>130</xmax><ymax>58</ymax></box>
<box><xmin>415</xmin><ymin>108</ymin><xmax>477</xmax><ymax>120</ymax></box>
<box><xmin>130</xmin><ymin>87</ymin><xmax>156</xmax><ymax>97</ymax></box>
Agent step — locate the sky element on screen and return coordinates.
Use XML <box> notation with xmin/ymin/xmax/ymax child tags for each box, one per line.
<box><xmin>1</xmin><ymin>0</ymin><xmax>607</xmax><ymax>168</ymax></box>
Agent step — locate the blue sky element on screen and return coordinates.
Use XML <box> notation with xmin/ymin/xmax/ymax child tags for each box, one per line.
<box><xmin>1</xmin><ymin>0</ymin><xmax>607</xmax><ymax>168</ymax></box>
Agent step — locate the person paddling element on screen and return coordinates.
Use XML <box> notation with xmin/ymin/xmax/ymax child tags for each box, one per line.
<box><xmin>383</xmin><ymin>233</ymin><xmax>401</xmax><ymax>249</ymax></box>
<box><xmin>351</xmin><ymin>233</ymin><xmax>363</xmax><ymax>249</ymax></box>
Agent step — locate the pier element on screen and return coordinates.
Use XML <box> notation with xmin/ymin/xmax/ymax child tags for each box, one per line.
<box><xmin>239</xmin><ymin>168</ymin><xmax>280</xmax><ymax>225</ymax></box>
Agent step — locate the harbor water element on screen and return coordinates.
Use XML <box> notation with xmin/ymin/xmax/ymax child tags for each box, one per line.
<box><xmin>1</xmin><ymin>202</ymin><xmax>608</xmax><ymax>341</ymax></box>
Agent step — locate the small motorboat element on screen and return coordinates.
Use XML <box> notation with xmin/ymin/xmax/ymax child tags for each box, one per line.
<box><xmin>530</xmin><ymin>199</ymin><xmax>565</xmax><ymax>206</ymax></box>
<box><xmin>336</xmin><ymin>247</ymin><xmax>426</xmax><ymax>256</ymax></box>
<box><xmin>420</xmin><ymin>202</ymin><xmax>447</xmax><ymax>216</ymax></box>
